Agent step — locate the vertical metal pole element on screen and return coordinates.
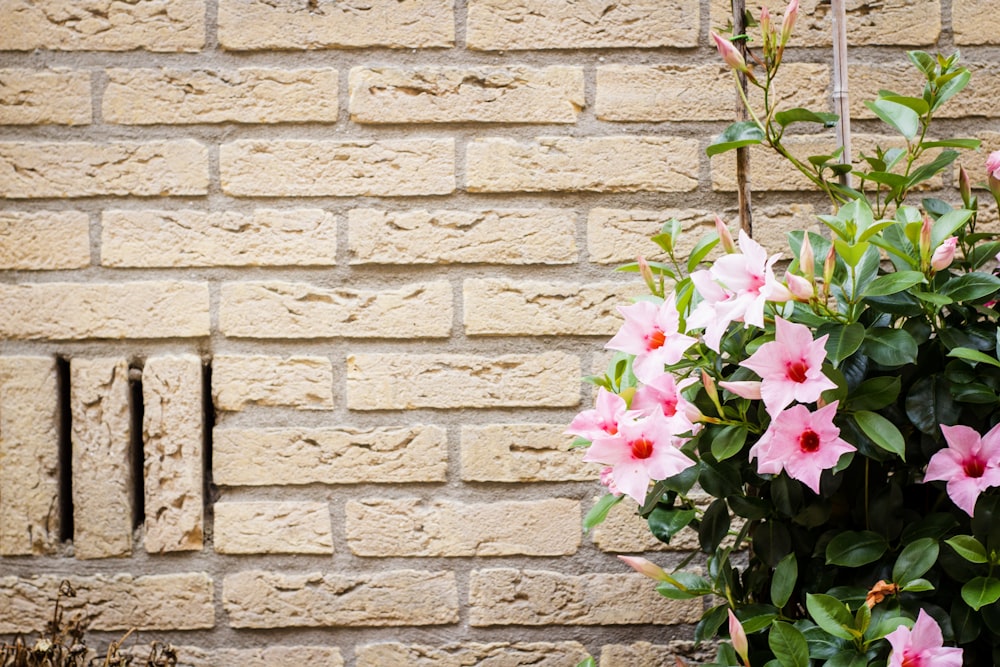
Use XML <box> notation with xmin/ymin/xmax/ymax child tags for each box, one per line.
<box><xmin>831</xmin><ymin>0</ymin><xmax>852</xmax><ymax>189</ymax></box>
<box><xmin>733</xmin><ymin>0</ymin><xmax>753</xmax><ymax>237</ymax></box>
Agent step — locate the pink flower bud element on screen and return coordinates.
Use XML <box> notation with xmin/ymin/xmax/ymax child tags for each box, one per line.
<box><xmin>786</xmin><ymin>272</ymin><xmax>814</xmax><ymax>301</ymax></box>
<box><xmin>719</xmin><ymin>380</ymin><xmax>763</xmax><ymax>400</ymax></box>
<box><xmin>931</xmin><ymin>236</ymin><xmax>958</xmax><ymax>272</ymax></box>
<box><xmin>637</xmin><ymin>255</ymin><xmax>656</xmax><ymax>293</ymax></box>
<box><xmin>988</xmin><ymin>150</ymin><xmax>1000</xmax><ymax>200</ymax></box>
<box><xmin>959</xmin><ymin>165</ymin><xmax>973</xmax><ymax>208</ymax></box>
<box><xmin>712</xmin><ymin>32</ymin><xmax>748</xmax><ymax>73</ymax></box>
<box><xmin>919</xmin><ymin>215</ymin><xmax>933</xmax><ymax>263</ymax></box>
<box><xmin>728</xmin><ymin>609</ymin><xmax>750</xmax><ymax>665</ymax></box>
<box><xmin>799</xmin><ymin>234</ymin><xmax>815</xmax><ymax>281</ymax></box>
<box><xmin>822</xmin><ymin>245</ymin><xmax>836</xmax><ymax>288</ymax></box>
<box><xmin>780</xmin><ymin>0</ymin><xmax>799</xmax><ymax>45</ymax></box>
<box><xmin>618</xmin><ymin>555</ymin><xmax>670</xmax><ymax>582</ymax></box>
<box><xmin>715</xmin><ymin>215</ymin><xmax>737</xmax><ymax>254</ymax></box>
<box><xmin>760</xmin><ymin>5</ymin><xmax>774</xmax><ymax>52</ymax></box>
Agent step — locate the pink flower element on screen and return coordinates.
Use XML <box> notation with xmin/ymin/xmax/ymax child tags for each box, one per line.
<box><xmin>786</xmin><ymin>272</ymin><xmax>814</xmax><ymax>301</ymax></box>
<box><xmin>711</xmin><ymin>32</ymin><xmax>748</xmax><ymax>73</ymax></box>
<box><xmin>584</xmin><ymin>409</ymin><xmax>696</xmax><ymax>504</ymax></box>
<box><xmin>687</xmin><ymin>231</ymin><xmax>791</xmax><ymax>351</ymax></box>
<box><xmin>631</xmin><ymin>374</ymin><xmax>700</xmax><ymax>434</ymax></box>
<box><xmin>886</xmin><ymin>609</ymin><xmax>963</xmax><ymax>667</ymax></box>
<box><xmin>719</xmin><ymin>380</ymin><xmax>763</xmax><ymax>400</ymax></box>
<box><xmin>749</xmin><ymin>401</ymin><xmax>855</xmax><ymax>493</ymax></box>
<box><xmin>930</xmin><ymin>236</ymin><xmax>958</xmax><ymax>272</ymax></box>
<box><xmin>606</xmin><ymin>295</ymin><xmax>697</xmax><ymax>383</ymax></box>
<box><xmin>566</xmin><ymin>388</ymin><xmax>630</xmax><ymax>442</ymax></box>
<box><xmin>599</xmin><ymin>466</ymin><xmax>622</xmax><ymax>496</ymax></box>
<box><xmin>739</xmin><ymin>317</ymin><xmax>837</xmax><ymax>417</ymax></box>
<box><xmin>925</xmin><ymin>423</ymin><xmax>1000</xmax><ymax>516</ymax></box>
<box><xmin>987</xmin><ymin>150</ymin><xmax>1000</xmax><ymax>180</ymax></box>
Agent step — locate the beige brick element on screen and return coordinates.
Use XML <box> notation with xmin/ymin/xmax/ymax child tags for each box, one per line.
<box><xmin>212</xmin><ymin>355</ymin><xmax>333</xmax><ymax>412</ymax></box>
<box><xmin>599</xmin><ymin>642</ymin><xmax>717</xmax><ymax>667</ymax></box>
<box><xmin>346</xmin><ymin>497</ymin><xmax>580</xmax><ymax>557</ymax></box>
<box><xmin>467</xmin><ymin>0</ymin><xmax>698</xmax><ymax>50</ymax></box>
<box><xmin>349</xmin><ymin>66</ymin><xmax>583</xmax><ymax>124</ymax></box>
<box><xmin>0</xmin><ymin>357</ymin><xmax>59</xmax><ymax>556</ymax></box>
<box><xmin>589</xmin><ymin>495</ymin><xmax>697</xmax><ymax>553</ymax></box>
<box><xmin>176</xmin><ymin>646</ymin><xmax>344</xmax><ymax>667</ymax></box>
<box><xmin>587</xmin><ymin>205</ymin><xmax>818</xmax><ymax>266</ymax></box>
<box><xmin>142</xmin><ymin>355</ymin><xmax>203</xmax><ymax>554</ymax></box>
<box><xmin>953</xmin><ymin>0</ymin><xmax>1000</xmax><ymax>44</ymax></box>
<box><xmin>466</xmin><ymin>137</ymin><xmax>698</xmax><ymax>193</ymax></box>
<box><xmin>469</xmin><ymin>569</ymin><xmax>702</xmax><ymax>626</ymax></box>
<box><xmin>213</xmin><ymin>425</ymin><xmax>447</xmax><ymax>486</ymax></box>
<box><xmin>346</xmin><ymin>352</ymin><xmax>580</xmax><ymax>410</ymax></box>
<box><xmin>0</xmin><ymin>210</ymin><xmax>90</xmax><ymax>270</ymax></box>
<box><xmin>220</xmin><ymin>280</ymin><xmax>452</xmax><ymax>339</ymax></box>
<box><xmin>849</xmin><ymin>63</ymin><xmax>1000</xmax><ymax>119</ymax></box>
<box><xmin>0</xmin><ymin>0</ymin><xmax>205</xmax><ymax>51</ymax></box>
<box><xmin>218</xmin><ymin>0</ymin><xmax>454</xmax><ymax>50</ymax></box>
<box><xmin>223</xmin><ymin>569</ymin><xmax>459</xmax><ymax>628</ymax></box>
<box><xmin>348</xmin><ymin>208</ymin><xmax>578</xmax><ymax>265</ymax></box>
<box><xmin>0</xmin><ymin>140</ymin><xmax>209</xmax><ymax>198</ymax></box>
<box><xmin>957</xmin><ymin>131</ymin><xmax>1000</xmax><ymax>188</ymax></box>
<box><xmin>102</xmin><ymin>209</ymin><xmax>337</xmax><ymax>268</ymax></box>
<box><xmin>461</xmin><ymin>424</ymin><xmax>597</xmax><ymax>483</ymax></box>
<box><xmin>221</xmin><ymin>139</ymin><xmax>455</xmax><ymax>197</ymax></box>
<box><xmin>709</xmin><ymin>0</ymin><xmax>940</xmax><ymax>47</ymax></box>
<box><xmin>0</xmin><ymin>573</ymin><xmax>214</xmax><ymax>633</ymax></box>
<box><xmin>0</xmin><ymin>281</ymin><xmax>209</xmax><ymax>340</ymax></box>
<box><xmin>357</xmin><ymin>642</ymin><xmax>590</xmax><ymax>667</ymax></box>
<box><xmin>596</xmin><ymin>63</ymin><xmax>829</xmax><ymax>122</ymax></box>
<box><xmin>104</xmin><ymin>68</ymin><xmax>338</xmax><ymax>124</ymax></box>
<box><xmin>71</xmin><ymin>358</ymin><xmax>132</xmax><ymax>560</ymax></box>
<box><xmin>464</xmin><ymin>279</ymin><xmax>632</xmax><ymax>336</ymax></box>
<box><xmin>214</xmin><ymin>501</ymin><xmax>332</xmax><ymax>555</ymax></box>
<box><xmin>0</xmin><ymin>68</ymin><xmax>91</xmax><ymax>124</ymax></box>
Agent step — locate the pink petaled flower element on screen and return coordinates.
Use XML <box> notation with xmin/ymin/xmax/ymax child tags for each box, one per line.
<box><xmin>886</xmin><ymin>609</ymin><xmax>963</xmax><ymax>667</ymax></box>
<box><xmin>924</xmin><ymin>423</ymin><xmax>1000</xmax><ymax>516</ymax></box>
<box><xmin>631</xmin><ymin>374</ymin><xmax>701</xmax><ymax>434</ymax></box>
<box><xmin>930</xmin><ymin>236</ymin><xmax>958</xmax><ymax>272</ymax></box>
<box><xmin>687</xmin><ymin>230</ymin><xmax>791</xmax><ymax>352</ymax></box>
<box><xmin>606</xmin><ymin>295</ymin><xmax>697</xmax><ymax>383</ymax></box>
<box><xmin>987</xmin><ymin>150</ymin><xmax>1000</xmax><ymax>180</ymax></box>
<box><xmin>566</xmin><ymin>387</ymin><xmax>630</xmax><ymax>442</ymax></box>
<box><xmin>599</xmin><ymin>466</ymin><xmax>622</xmax><ymax>496</ymax></box>
<box><xmin>739</xmin><ymin>317</ymin><xmax>837</xmax><ymax>417</ymax></box>
<box><xmin>584</xmin><ymin>409</ymin><xmax>696</xmax><ymax>504</ymax></box>
<box><xmin>749</xmin><ymin>401</ymin><xmax>855</xmax><ymax>493</ymax></box>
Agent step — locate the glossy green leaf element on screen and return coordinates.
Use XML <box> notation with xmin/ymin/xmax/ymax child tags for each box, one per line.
<box><xmin>848</xmin><ymin>376</ymin><xmax>901</xmax><ymax>411</ymax></box>
<box><xmin>908</xmin><ymin>50</ymin><xmax>936</xmax><ymax>76</ymax></box>
<box><xmin>931</xmin><ymin>208</ymin><xmax>974</xmax><ymax>248</ymax></box>
<box><xmin>863</xmin><ymin>270</ymin><xmax>926</xmax><ymax>297</ymax></box>
<box><xmin>932</xmin><ymin>69</ymin><xmax>971</xmax><ymax>111</ymax></box>
<box><xmin>906</xmin><ymin>374</ymin><xmax>960</xmax><ymax>434</ymax></box>
<box><xmin>880</xmin><ymin>94</ymin><xmax>929</xmax><ymax>116</ymax></box>
<box><xmin>826</xmin><ymin>530</ymin><xmax>888</xmax><ymax>566</ymax></box>
<box><xmin>940</xmin><ymin>272</ymin><xmax>1000</xmax><ymax>303</ymax></box>
<box><xmin>946</xmin><ymin>535</ymin><xmax>988</xmax><ymax>563</ymax></box>
<box><xmin>647</xmin><ymin>506</ymin><xmax>697</xmax><ymax>544</ymax></box>
<box><xmin>699</xmin><ymin>498</ymin><xmax>731</xmax><ymax>554</ymax></box>
<box><xmin>962</xmin><ymin>576</ymin><xmax>1000</xmax><ymax>611</ymax></box>
<box><xmin>707</xmin><ymin>121</ymin><xmax>765</xmax><ymax>156</ymax></box>
<box><xmin>774</xmin><ymin>108</ymin><xmax>840</xmax><ymax>127</ymax></box>
<box><xmin>902</xmin><ymin>578</ymin><xmax>935</xmax><ymax>592</ymax></box>
<box><xmin>862</xmin><ymin>327</ymin><xmax>918</xmax><ymax>367</ymax></box>
<box><xmin>854</xmin><ymin>410</ymin><xmax>906</xmax><ymax>460</ymax></box>
<box><xmin>771</xmin><ymin>553</ymin><xmax>798</xmax><ymax>609</ymax></box>
<box><xmin>583</xmin><ymin>493</ymin><xmax>623</xmax><ymax>532</ymax></box>
<box><xmin>686</xmin><ymin>233</ymin><xmax>720</xmax><ymax>273</ymax></box>
<box><xmin>908</xmin><ymin>150</ymin><xmax>960</xmax><ymax>190</ymax></box>
<box><xmin>865</xmin><ymin>99</ymin><xmax>920</xmax><ymax>140</ymax></box>
<box><xmin>892</xmin><ymin>537</ymin><xmax>939</xmax><ymax>584</ymax></box>
<box><xmin>806</xmin><ymin>594</ymin><xmax>857</xmax><ymax>641</ymax></box>
<box><xmin>711</xmin><ymin>424</ymin><xmax>748</xmax><ymax>462</ymax></box>
<box><xmin>821</xmin><ymin>323</ymin><xmax>865</xmax><ymax>364</ymax></box>
<box><xmin>655</xmin><ymin>571</ymin><xmax>713</xmax><ymax>600</ymax></box>
<box><xmin>768</xmin><ymin>621</ymin><xmax>810</xmax><ymax>667</ymax></box>
<box><xmin>921</xmin><ymin>138</ymin><xmax>981</xmax><ymax>150</ymax></box>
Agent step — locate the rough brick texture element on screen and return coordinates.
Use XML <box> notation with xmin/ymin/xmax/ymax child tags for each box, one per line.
<box><xmin>223</xmin><ymin>569</ymin><xmax>459</xmax><ymax>628</ymax></box>
<box><xmin>211</xmin><ymin>355</ymin><xmax>334</xmax><ymax>411</ymax></box>
<box><xmin>0</xmin><ymin>357</ymin><xmax>60</xmax><ymax>556</ymax></box>
<box><xmin>0</xmin><ymin>68</ymin><xmax>91</xmax><ymax>125</ymax></box>
<box><xmin>213</xmin><ymin>425</ymin><xmax>447</xmax><ymax>485</ymax></box>
<box><xmin>0</xmin><ymin>211</ymin><xmax>90</xmax><ymax>271</ymax></box>
<box><xmin>142</xmin><ymin>355</ymin><xmax>203</xmax><ymax>553</ymax></box>
<box><xmin>952</xmin><ymin>0</ymin><xmax>1000</xmax><ymax>45</ymax></box>
<box><xmin>460</xmin><ymin>424</ymin><xmax>598</xmax><ymax>482</ymax></box>
<box><xmin>345</xmin><ymin>498</ymin><xmax>580</xmax><ymax>556</ymax></box>
<box><xmin>213</xmin><ymin>501</ymin><xmax>333</xmax><ymax>554</ymax></box>
<box><xmin>356</xmin><ymin>642</ymin><xmax>590</xmax><ymax>667</ymax></box>
<box><xmin>176</xmin><ymin>647</ymin><xmax>344</xmax><ymax>667</ymax></box>
<box><xmin>0</xmin><ymin>573</ymin><xmax>214</xmax><ymax>633</ymax></box>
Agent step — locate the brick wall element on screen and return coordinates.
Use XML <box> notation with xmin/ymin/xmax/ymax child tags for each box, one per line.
<box><xmin>0</xmin><ymin>0</ymin><xmax>998</xmax><ymax>665</ymax></box>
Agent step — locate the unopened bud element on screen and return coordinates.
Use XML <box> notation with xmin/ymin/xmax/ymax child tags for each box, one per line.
<box><xmin>780</xmin><ymin>0</ymin><xmax>799</xmax><ymax>46</ymax></box>
<box><xmin>712</xmin><ymin>32</ymin><xmax>749</xmax><ymax>74</ymax></box>
<box><xmin>823</xmin><ymin>246</ymin><xmax>836</xmax><ymax>288</ymax></box>
<box><xmin>988</xmin><ymin>150</ymin><xmax>1000</xmax><ymax>202</ymax></box>
<box><xmin>786</xmin><ymin>272</ymin><xmax>814</xmax><ymax>301</ymax></box>
<box><xmin>715</xmin><ymin>215</ymin><xmax>737</xmax><ymax>254</ymax></box>
<box><xmin>799</xmin><ymin>234</ymin><xmax>815</xmax><ymax>281</ymax></box>
<box><xmin>760</xmin><ymin>5</ymin><xmax>774</xmax><ymax>54</ymax></box>
<box><xmin>959</xmin><ymin>165</ymin><xmax>973</xmax><ymax>208</ymax></box>
<box><xmin>919</xmin><ymin>215</ymin><xmax>933</xmax><ymax>264</ymax></box>
<box><xmin>931</xmin><ymin>236</ymin><xmax>958</xmax><ymax>272</ymax></box>
<box><xmin>618</xmin><ymin>555</ymin><xmax>671</xmax><ymax>582</ymax></box>
<box><xmin>728</xmin><ymin>609</ymin><xmax>750</xmax><ymax>666</ymax></box>
<box><xmin>637</xmin><ymin>255</ymin><xmax>656</xmax><ymax>293</ymax></box>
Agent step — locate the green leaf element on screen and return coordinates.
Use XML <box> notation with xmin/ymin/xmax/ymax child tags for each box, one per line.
<box><xmin>946</xmin><ymin>535</ymin><xmax>988</xmax><ymax>563</ymax></box>
<box><xmin>947</xmin><ymin>347</ymin><xmax>1000</xmax><ymax>369</ymax></box>
<box><xmin>854</xmin><ymin>410</ymin><xmax>906</xmax><ymax>460</ymax></box>
<box><xmin>865</xmin><ymin>99</ymin><xmax>920</xmax><ymax>140</ymax></box>
<box><xmin>575</xmin><ymin>658</ymin><xmax>596</xmax><ymax>667</ymax></box>
<box><xmin>921</xmin><ymin>138</ymin><xmax>981</xmax><ymax>150</ymax></box>
<box><xmin>695</xmin><ymin>604</ymin><xmax>729</xmax><ymax>643</ymax></box>
<box><xmin>848</xmin><ymin>376</ymin><xmax>901</xmax><ymax>411</ymax></box>
<box><xmin>863</xmin><ymin>270</ymin><xmax>926</xmax><ymax>297</ymax></box>
<box><xmin>699</xmin><ymin>498</ymin><xmax>731</xmax><ymax>554</ymax></box>
<box><xmin>962</xmin><ymin>576</ymin><xmax>1000</xmax><ymax>611</ymax></box>
<box><xmin>862</xmin><ymin>327</ymin><xmax>918</xmax><ymax>367</ymax></box>
<box><xmin>906</xmin><ymin>374</ymin><xmax>959</xmax><ymax>435</ymax></box>
<box><xmin>931</xmin><ymin>208</ymin><xmax>974</xmax><ymax>248</ymax></box>
<box><xmin>892</xmin><ymin>537</ymin><xmax>939</xmax><ymax>584</ymax></box>
<box><xmin>806</xmin><ymin>594</ymin><xmax>858</xmax><ymax>641</ymax></box>
<box><xmin>902</xmin><ymin>578</ymin><xmax>935</xmax><ymax>592</ymax></box>
<box><xmin>655</xmin><ymin>571</ymin><xmax>713</xmax><ymax>600</ymax></box>
<box><xmin>768</xmin><ymin>621</ymin><xmax>810</xmax><ymax>667</ymax></box>
<box><xmin>826</xmin><ymin>530</ymin><xmax>888</xmax><ymax>567</ymax></box>
<box><xmin>707</xmin><ymin>121</ymin><xmax>765</xmax><ymax>157</ymax></box>
<box><xmin>647</xmin><ymin>506</ymin><xmax>697</xmax><ymax>544</ymax></box>
<box><xmin>711</xmin><ymin>424</ymin><xmax>748</xmax><ymax>462</ymax></box>
<box><xmin>932</xmin><ymin>69</ymin><xmax>971</xmax><ymax>112</ymax></box>
<box><xmin>970</xmin><ymin>241</ymin><xmax>1000</xmax><ymax>270</ymax></box>
<box><xmin>908</xmin><ymin>50</ymin><xmax>936</xmax><ymax>76</ymax></box>
<box><xmin>771</xmin><ymin>553</ymin><xmax>798</xmax><ymax>609</ymax></box>
<box><xmin>686</xmin><ymin>233</ymin><xmax>720</xmax><ymax>273</ymax></box>
<box><xmin>940</xmin><ymin>272</ymin><xmax>1000</xmax><ymax>303</ymax></box>
<box><xmin>774</xmin><ymin>108</ymin><xmax>839</xmax><ymax>128</ymax></box>
<box><xmin>821</xmin><ymin>323</ymin><xmax>866</xmax><ymax>364</ymax></box>
<box><xmin>880</xmin><ymin>94</ymin><xmax>929</xmax><ymax>116</ymax></box>
<box><xmin>911</xmin><ymin>290</ymin><xmax>953</xmax><ymax>306</ymax></box>
<box><xmin>583</xmin><ymin>493</ymin><xmax>624</xmax><ymax>532</ymax></box>
<box><xmin>908</xmin><ymin>150</ymin><xmax>960</xmax><ymax>190</ymax></box>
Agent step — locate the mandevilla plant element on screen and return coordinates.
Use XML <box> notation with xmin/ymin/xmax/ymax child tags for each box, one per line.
<box><xmin>570</xmin><ymin>4</ymin><xmax>1000</xmax><ymax>667</ymax></box>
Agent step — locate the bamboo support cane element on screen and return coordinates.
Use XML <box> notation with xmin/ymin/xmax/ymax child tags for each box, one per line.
<box><xmin>831</xmin><ymin>0</ymin><xmax>852</xmax><ymax>189</ymax></box>
<box><xmin>733</xmin><ymin>0</ymin><xmax>753</xmax><ymax>237</ymax></box>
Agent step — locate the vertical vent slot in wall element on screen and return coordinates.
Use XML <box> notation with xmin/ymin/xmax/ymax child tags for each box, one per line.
<box><xmin>128</xmin><ymin>362</ymin><xmax>145</xmax><ymax>530</ymax></box>
<box><xmin>56</xmin><ymin>356</ymin><xmax>73</xmax><ymax>542</ymax></box>
<box><xmin>202</xmin><ymin>359</ymin><xmax>216</xmax><ymax>515</ymax></box>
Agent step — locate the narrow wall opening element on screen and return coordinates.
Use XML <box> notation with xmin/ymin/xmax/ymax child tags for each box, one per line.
<box><xmin>56</xmin><ymin>355</ymin><xmax>73</xmax><ymax>542</ymax></box>
<box><xmin>128</xmin><ymin>362</ymin><xmax>145</xmax><ymax>530</ymax></box>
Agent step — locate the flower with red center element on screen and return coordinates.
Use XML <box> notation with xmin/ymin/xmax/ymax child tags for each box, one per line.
<box><xmin>566</xmin><ymin>387</ymin><xmax>631</xmax><ymax>442</ymax></box>
<box><xmin>924</xmin><ymin>423</ymin><xmax>1000</xmax><ymax>516</ymax></box>
<box><xmin>606</xmin><ymin>294</ymin><xmax>697</xmax><ymax>383</ymax></box>
<box><xmin>749</xmin><ymin>401</ymin><xmax>855</xmax><ymax>493</ymax></box>
<box><xmin>739</xmin><ymin>317</ymin><xmax>837</xmax><ymax>417</ymax></box>
<box><xmin>885</xmin><ymin>609</ymin><xmax>963</xmax><ymax>667</ymax></box>
<box><xmin>631</xmin><ymin>374</ymin><xmax>701</xmax><ymax>436</ymax></box>
<box><xmin>584</xmin><ymin>409</ymin><xmax>696</xmax><ymax>504</ymax></box>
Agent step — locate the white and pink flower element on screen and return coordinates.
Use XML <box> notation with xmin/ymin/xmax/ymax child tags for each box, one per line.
<box><xmin>631</xmin><ymin>374</ymin><xmax>701</xmax><ymax>434</ymax></box>
<box><xmin>605</xmin><ymin>295</ymin><xmax>697</xmax><ymax>383</ymax></box>
<box><xmin>925</xmin><ymin>422</ymin><xmax>1000</xmax><ymax>516</ymax></box>
<box><xmin>885</xmin><ymin>609</ymin><xmax>963</xmax><ymax>667</ymax></box>
<box><xmin>566</xmin><ymin>387</ymin><xmax>630</xmax><ymax>442</ymax></box>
